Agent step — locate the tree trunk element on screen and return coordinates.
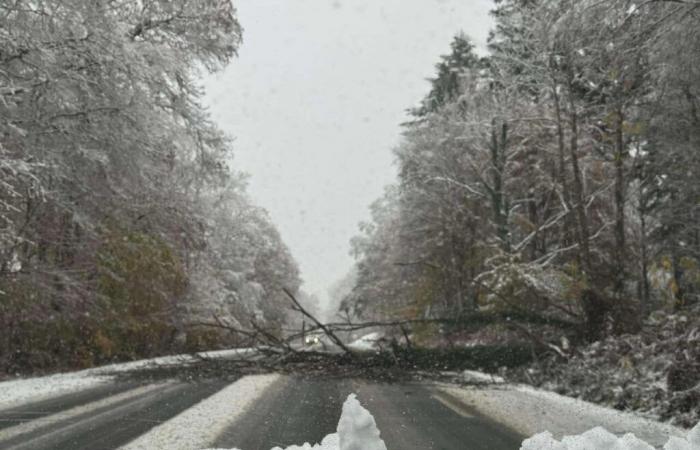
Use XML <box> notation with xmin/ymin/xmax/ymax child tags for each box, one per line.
<box><xmin>566</xmin><ymin>75</ymin><xmax>606</xmax><ymax>340</ymax></box>
<box><xmin>613</xmin><ymin>109</ymin><xmax>627</xmax><ymax>296</ymax></box>
<box><xmin>491</xmin><ymin>119</ymin><xmax>510</xmax><ymax>252</ymax></box>
<box><xmin>639</xmin><ymin>205</ymin><xmax>650</xmax><ymax>314</ymax></box>
<box><xmin>567</xmin><ymin>91</ymin><xmax>591</xmax><ymax>271</ymax></box>
<box><xmin>551</xmin><ymin>75</ymin><xmax>575</xmax><ymax>248</ymax></box>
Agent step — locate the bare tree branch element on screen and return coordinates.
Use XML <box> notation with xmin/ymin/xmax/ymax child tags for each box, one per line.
<box><xmin>284</xmin><ymin>287</ymin><xmax>354</xmax><ymax>356</ymax></box>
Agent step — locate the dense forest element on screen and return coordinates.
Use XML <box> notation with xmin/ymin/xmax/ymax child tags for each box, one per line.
<box><xmin>0</xmin><ymin>1</ymin><xmax>301</xmax><ymax>374</ymax></box>
<box><xmin>337</xmin><ymin>0</ymin><xmax>700</xmax><ymax>425</ymax></box>
<box><xmin>343</xmin><ymin>0</ymin><xmax>699</xmax><ymax>336</ymax></box>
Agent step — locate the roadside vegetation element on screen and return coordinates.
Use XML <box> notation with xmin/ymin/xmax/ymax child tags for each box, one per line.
<box><xmin>335</xmin><ymin>0</ymin><xmax>700</xmax><ymax>427</ymax></box>
<box><xmin>1</xmin><ymin>0</ymin><xmax>698</xmax><ymax>430</ymax></box>
<box><xmin>0</xmin><ymin>1</ymin><xmax>301</xmax><ymax>376</ymax></box>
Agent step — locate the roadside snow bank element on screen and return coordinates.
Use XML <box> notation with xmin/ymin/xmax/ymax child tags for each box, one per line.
<box><xmin>0</xmin><ymin>347</ymin><xmax>254</xmax><ymax>410</ymax></box>
<box><xmin>205</xmin><ymin>393</ymin><xmax>387</xmax><ymax>450</ymax></box>
<box><xmin>88</xmin><ymin>347</ymin><xmax>255</xmax><ymax>375</ymax></box>
<box><xmin>461</xmin><ymin>369</ymin><xmax>505</xmax><ymax>384</ymax></box>
<box><xmin>439</xmin><ymin>383</ymin><xmax>686</xmax><ymax>447</ymax></box>
<box><xmin>0</xmin><ymin>372</ymin><xmax>112</xmax><ymax>410</ymax></box>
<box><xmin>521</xmin><ymin>422</ymin><xmax>700</xmax><ymax>450</ymax></box>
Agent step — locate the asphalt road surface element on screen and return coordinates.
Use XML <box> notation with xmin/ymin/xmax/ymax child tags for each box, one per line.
<box><xmin>0</xmin><ymin>375</ymin><xmax>523</xmax><ymax>450</ymax></box>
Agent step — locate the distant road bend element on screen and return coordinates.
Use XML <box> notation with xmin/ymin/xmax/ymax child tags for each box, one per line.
<box><xmin>0</xmin><ymin>373</ymin><xmax>523</xmax><ymax>450</ymax></box>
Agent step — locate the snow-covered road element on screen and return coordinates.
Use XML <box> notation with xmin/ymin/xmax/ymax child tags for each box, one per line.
<box><xmin>0</xmin><ymin>364</ymin><xmax>693</xmax><ymax>450</ymax></box>
<box><xmin>0</xmin><ymin>372</ymin><xmax>523</xmax><ymax>449</ymax></box>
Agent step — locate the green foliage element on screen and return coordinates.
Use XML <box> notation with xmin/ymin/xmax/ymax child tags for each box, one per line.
<box><xmin>0</xmin><ymin>0</ymin><xmax>302</xmax><ymax>378</ymax></box>
<box><xmin>407</xmin><ymin>271</ymin><xmax>441</xmax><ymax>318</ymax></box>
<box><xmin>561</xmin><ymin>262</ymin><xmax>589</xmax><ymax>308</ymax></box>
<box><xmin>96</xmin><ymin>228</ymin><xmax>188</xmax><ymax>359</ymax></box>
<box><xmin>412</xmin><ymin>33</ymin><xmax>482</xmax><ymax>116</ymax></box>
<box><xmin>0</xmin><ymin>228</ymin><xmax>193</xmax><ymax>374</ymax></box>
<box><xmin>98</xmin><ymin>229</ymin><xmax>187</xmax><ymax>318</ymax></box>
<box><xmin>183</xmin><ymin>327</ymin><xmax>228</xmax><ymax>353</ymax></box>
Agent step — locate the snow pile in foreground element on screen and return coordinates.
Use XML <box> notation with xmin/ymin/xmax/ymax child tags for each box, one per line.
<box><xmin>208</xmin><ymin>393</ymin><xmax>387</xmax><ymax>450</ymax></box>
<box><xmin>521</xmin><ymin>422</ymin><xmax>700</xmax><ymax>450</ymax></box>
<box><xmin>266</xmin><ymin>393</ymin><xmax>387</xmax><ymax>450</ymax></box>
<box><xmin>334</xmin><ymin>393</ymin><xmax>387</xmax><ymax>450</ymax></box>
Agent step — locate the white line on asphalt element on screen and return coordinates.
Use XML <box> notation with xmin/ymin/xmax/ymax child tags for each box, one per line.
<box><xmin>431</xmin><ymin>393</ymin><xmax>475</xmax><ymax>418</ymax></box>
<box><xmin>0</xmin><ymin>382</ymin><xmax>173</xmax><ymax>445</ymax></box>
<box><xmin>119</xmin><ymin>373</ymin><xmax>281</xmax><ymax>450</ymax></box>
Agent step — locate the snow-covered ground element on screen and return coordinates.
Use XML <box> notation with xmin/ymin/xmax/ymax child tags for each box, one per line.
<box><xmin>0</xmin><ymin>348</ymin><xmax>254</xmax><ymax>410</ymax></box>
<box><xmin>459</xmin><ymin>369</ymin><xmax>506</xmax><ymax>384</ymax></box>
<box><xmin>522</xmin><ymin>423</ymin><xmax>700</xmax><ymax>450</ymax></box>
<box><xmin>0</xmin><ymin>372</ymin><xmax>112</xmax><ymax>410</ymax></box>
<box><xmin>347</xmin><ymin>332</ymin><xmax>383</xmax><ymax>352</ymax></box>
<box><xmin>439</xmin><ymin>382</ymin><xmax>688</xmax><ymax>447</ymax></box>
<box><xmin>3</xmin><ymin>353</ymin><xmax>698</xmax><ymax>450</ymax></box>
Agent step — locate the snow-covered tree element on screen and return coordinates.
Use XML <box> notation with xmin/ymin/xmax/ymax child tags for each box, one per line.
<box><xmin>0</xmin><ymin>1</ymin><xmax>301</xmax><ymax>372</ymax></box>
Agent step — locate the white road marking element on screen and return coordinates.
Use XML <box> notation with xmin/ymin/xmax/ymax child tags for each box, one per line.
<box><xmin>431</xmin><ymin>392</ymin><xmax>475</xmax><ymax>418</ymax></box>
<box><xmin>0</xmin><ymin>382</ymin><xmax>173</xmax><ymax>446</ymax></box>
<box><xmin>119</xmin><ymin>373</ymin><xmax>281</xmax><ymax>450</ymax></box>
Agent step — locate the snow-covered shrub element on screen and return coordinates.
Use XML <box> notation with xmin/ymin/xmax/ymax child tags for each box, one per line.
<box><xmin>512</xmin><ymin>305</ymin><xmax>700</xmax><ymax>427</ymax></box>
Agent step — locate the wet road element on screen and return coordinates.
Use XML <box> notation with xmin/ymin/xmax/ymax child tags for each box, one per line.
<box><xmin>0</xmin><ymin>375</ymin><xmax>523</xmax><ymax>450</ymax></box>
<box><xmin>215</xmin><ymin>377</ymin><xmax>522</xmax><ymax>450</ymax></box>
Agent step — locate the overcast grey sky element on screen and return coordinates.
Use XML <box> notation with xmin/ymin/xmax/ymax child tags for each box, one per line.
<box><xmin>203</xmin><ymin>0</ymin><xmax>494</xmax><ymax>301</ymax></box>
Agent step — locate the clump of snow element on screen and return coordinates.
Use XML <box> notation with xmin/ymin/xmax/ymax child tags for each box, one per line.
<box><xmin>267</xmin><ymin>434</ymin><xmax>339</xmax><ymax>450</ymax></box>
<box><xmin>336</xmin><ymin>394</ymin><xmax>387</xmax><ymax>450</ymax></box>
<box><xmin>207</xmin><ymin>393</ymin><xmax>386</xmax><ymax>450</ymax></box>
<box><xmin>521</xmin><ymin>422</ymin><xmax>700</xmax><ymax>450</ymax></box>
<box><xmin>521</xmin><ymin>428</ymin><xmax>654</xmax><ymax>450</ymax></box>
<box><xmin>265</xmin><ymin>394</ymin><xmax>387</xmax><ymax>450</ymax></box>
<box><xmin>347</xmin><ymin>332</ymin><xmax>383</xmax><ymax>352</ymax></box>
<box><xmin>461</xmin><ymin>369</ymin><xmax>505</xmax><ymax>384</ymax></box>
